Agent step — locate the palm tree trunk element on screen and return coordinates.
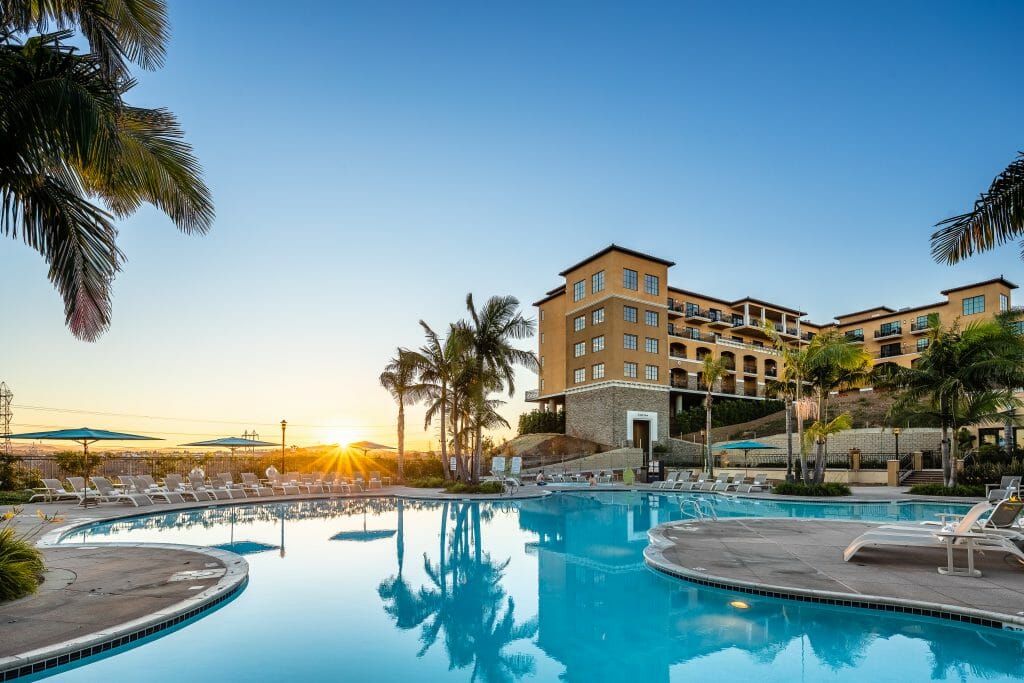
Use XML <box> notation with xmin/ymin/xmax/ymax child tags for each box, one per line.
<box><xmin>440</xmin><ymin>388</ymin><xmax>451</xmax><ymax>482</ymax></box>
<box><xmin>941</xmin><ymin>423</ymin><xmax>952</xmax><ymax>487</ymax></box>
<box><xmin>397</xmin><ymin>399</ymin><xmax>405</xmax><ymax>483</ymax></box>
<box><xmin>473</xmin><ymin>423</ymin><xmax>483</xmax><ymax>484</ymax></box>
<box><xmin>705</xmin><ymin>393</ymin><xmax>713</xmax><ymax>476</ymax></box>
<box><xmin>815</xmin><ymin>439</ymin><xmax>825</xmax><ymax>484</ymax></box>
<box><xmin>785</xmin><ymin>397</ymin><xmax>794</xmax><ymax>482</ymax></box>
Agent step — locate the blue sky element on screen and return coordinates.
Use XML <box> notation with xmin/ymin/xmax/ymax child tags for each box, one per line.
<box><xmin>4</xmin><ymin>1</ymin><xmax>1023</xmax><ymax>448</ymax></box>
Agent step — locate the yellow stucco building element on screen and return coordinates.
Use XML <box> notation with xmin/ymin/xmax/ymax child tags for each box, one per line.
<box><xmin>527</xmin><ymin>244</ymin><xmax>1017</xmax><ymax>451</ymax></box>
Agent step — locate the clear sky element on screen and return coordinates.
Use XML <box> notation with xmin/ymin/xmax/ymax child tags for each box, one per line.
<box><xmin>4</xmin><ymin>1</ymin><xmax>1023</xmax><ymax>450</ymax></box>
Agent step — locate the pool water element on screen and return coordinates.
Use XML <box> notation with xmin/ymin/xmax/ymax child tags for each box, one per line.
<box><xmin>32</xmin><ymin>491</ymin><xmax>1024</xmax><ymax>682</ymax></box>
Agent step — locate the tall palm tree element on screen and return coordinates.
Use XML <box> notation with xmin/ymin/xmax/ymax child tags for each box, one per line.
<box><xmin>763</xmin><ymin>323</ymin><xmax>813</xmax><ymax>483</ymax></box>
<box><xmin>2</xmin><ymin>1</ymin><xmax>214</xmax><ymax>341</ymax></box>
<box><xmin>412</xmin><ymin>322</ymin><xmax>470</xmax><ymax>481</ymax></box>
<box><xmin>379</xmin><ymin>348</ymin><xmax>425</xmax><ymax>483</ymax></box>
<box><xmin>699</xmin><ymin>356</ymin><xmax>730</xmax><ymax>476</ymax></box>
<box><xmin>931</xmin><ymin>152</ymin><xmax>1024</xmax><ymax>264</ymax></box>
<box><xmin>462</xmin><ymin>295</ymin><xmax>537</xmax><ymax>483</ymax></box>
<box><xmin>879</xmin><ymin>314</ymin><xmax>1024</xmax><ymax>486</ymax></box>
<box><xmin>802</xmin><ymin>331</ymin><xmax>873</xmax><ymax>482</ymax></box>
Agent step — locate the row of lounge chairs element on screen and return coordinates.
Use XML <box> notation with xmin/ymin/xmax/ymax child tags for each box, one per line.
<box><xmin>27</xmin><ymin>471</ymin><xmax>389</xmax><ymax>507</ymax></box>
<box><xmin>651</xmin><ymin>470</ymin><xmax>772</xmax><ymax>493</ymax></box>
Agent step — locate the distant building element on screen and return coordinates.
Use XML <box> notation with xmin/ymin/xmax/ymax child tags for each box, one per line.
<box><xmin>527</xmin><ymin>244</ymin><xmax>1017</xmax><ymax>451</ymax></box>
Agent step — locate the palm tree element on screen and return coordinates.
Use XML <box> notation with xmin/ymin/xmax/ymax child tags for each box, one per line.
<box><xmin>699</xmin><ymin>356</ymin><xmax>730</xmax><ymax>476</ymax></box>
<box><xmin>801</xmin><ymin>331</ymin><xmax>873</xmax><ymax>482</ymax></box>
<box><xmin>763</xmin><ymin>323</ymin><xmax>813</xmax><ymax>483</ymax></box>
<box><xmin>879</xmin><ymin>314</ymin><xmax>1024</xmax><ymax>486</ymax></box>
<box><xmin>379</xmin><ymin>349</ymin><xmax>425</xmax><ymax>483</ymax></box>
<box><xmin>2</xmin><ymin>1</ymin><xmax>213</xmax><ymax>341</ymax></box>
<box><xmin>931</xmin><ymin>152</ymin><xmax>1024</xmax><ymax>265</ymax></box>
<box><xmin>804</xmin><ymin>413</ymin><xmax>854</xmax><ymax>470</ymax></box>
<box><xmin>462</xmin><ymin>295</ymin><xmax>537</xmax><ymax>482</ymax></box>
<box><xmin>412</xmin><ymin>322</ymin><xmax>471</xmax><ymax>481</ymax></box>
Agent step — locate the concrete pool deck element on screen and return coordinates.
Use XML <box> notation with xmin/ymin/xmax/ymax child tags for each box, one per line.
<box><xmin>646</xmin><ymin>517</ymin><xmax>1024</xmax><ymax>631</ymax></box>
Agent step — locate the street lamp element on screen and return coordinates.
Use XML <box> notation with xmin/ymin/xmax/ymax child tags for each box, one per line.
<box><xmin>893</xmin><ymin>427</ymin><xmax>901</xmax><ymax>461</ymax></box>
<box><xmin>280</xmin><ymin>419</ymin><xmax>287</xmax><ymax>472</ymax></box>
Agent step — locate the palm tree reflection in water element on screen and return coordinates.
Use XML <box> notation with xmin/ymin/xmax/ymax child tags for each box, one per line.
<box><xmin>378</xmin><ymin>500</ymin><xmax>538</xmax><ymax>683</ymax></box>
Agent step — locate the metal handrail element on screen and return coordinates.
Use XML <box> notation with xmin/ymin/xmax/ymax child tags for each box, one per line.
<box><xmin>897</xmin><ymin>453</ymin><xmax>914</xmax><ymax>484</ymax></box>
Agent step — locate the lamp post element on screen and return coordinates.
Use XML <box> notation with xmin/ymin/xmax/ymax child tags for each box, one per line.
<box><xmin>280</xmin><ymin>419</ymin><xmax>287</xmax><ymax>473</ymax></box>
<box><xmin>893</xmin><ymin>427</ymin><xmax>901</xmax><ymax>462</ymax></box>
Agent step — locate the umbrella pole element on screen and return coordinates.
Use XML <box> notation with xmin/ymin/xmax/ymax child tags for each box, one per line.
<box><xmin>80</xmin><ymin>439</ymin><xmax>97</xmax><ymax>508</ymax></box>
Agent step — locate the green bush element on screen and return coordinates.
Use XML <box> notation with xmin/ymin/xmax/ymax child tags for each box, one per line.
<box><xmin>0</xmin><ymin>455</ymin><xmax>41</xmax><ymax>492</ymax></box>
<box><xmin>517</xmin><ymin>410</ymin><xmax>565</xmax><ymax>435</ymax></box>
<box><xmin>0</xmin><ymin>525</ymin><xmax>45</xmax><ymax>602</ymax></box>
<box><xmin>908</xmin><ymin>483</ymin><xmax>986</xmax><ymax>497</ymax></box>
<box><xmin>959</xmin><ymin>458</ymin><xmax>1024</xmax><ymax>486</ymax></box>
<box><xmin>53</xmin><ymin>450</ymin><xmax>105</xmax><ymax>477</ymax></box>
<box><xmin>975</xmin><ymin>444</ymin><xmax>1011</xmax><ymax>465</ymax></box>
<box><xmin>671</xmin><ymin>399</ymin><xmax>784</xmax><ymax>436</ymax></box>
<box><xmin>444</xmin><ymin>481</ymin><xmax>504</xmax><ymax>494</ymax></box>
<box><xmin>773</xmin><ymin>482</ymin><xmax>851</xmax><ymax>497</ymax></box>
<box><xmin>408</xmin><ymin>477</ymin><xmax>446</xmax><ymax>488</ymax></box>
<box><xmin>0</xmin><ymin>491</ymin><xmax>31</xmax><ymax>505</ymax></box>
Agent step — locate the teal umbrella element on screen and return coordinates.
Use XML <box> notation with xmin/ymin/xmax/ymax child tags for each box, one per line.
<box><xmin>180</xmin><ymin>436</ymin><xmax>278</xmax><ymax>455</ymax></box>
<box><xmin>717</xmin><ymin>440</ymin><xmax>779</xmax><ymax>466</ymax></box>
<box><xmin>5</xmin><ymin>428</ymin><xmax>161</xmax><ymax>506</ymax></box>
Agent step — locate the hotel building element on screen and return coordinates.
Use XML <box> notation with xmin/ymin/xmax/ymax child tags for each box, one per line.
<box><xmin>527</xmin><ymin>245</ymin><xmax>1017</xmax><ymax>451</ymax></box>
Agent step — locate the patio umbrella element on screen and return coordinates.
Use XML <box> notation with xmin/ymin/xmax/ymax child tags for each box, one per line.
<box><xmin>5</xmin><ymin>428</ymin><xmax>161</xmax><ymax>506</ymax></box>
<box><xmin>180</xmin><ymin>437</ymin><xmax>279</xmax><ymax>453</ymax></box>
<box><xmin>347</xmin><ymin>440</ymin><xmax>395</xmax><ymax>456</ymax></box>
<box><xmin>329</xmin><ymin>503</ymin><xmax>396</xmax><ymax>542</ymax></box>
<box><xmin>717</xmin><ymin>440</ymin><xmax>780</xmax><ymax>467</ymax></box>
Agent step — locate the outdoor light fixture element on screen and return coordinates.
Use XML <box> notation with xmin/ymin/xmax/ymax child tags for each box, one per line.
<box><xmin>893</xmin><ymin>427</ymin><xmax>902</xmax><ymax>461</ymax></box>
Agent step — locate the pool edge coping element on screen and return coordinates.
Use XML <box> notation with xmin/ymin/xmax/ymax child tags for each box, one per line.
<box><xmin>0</xmin><ymin>543</ymin><xmax>249</xmax><ymax>681</ymax></box>
<box><xmin>644</xmin><ymin>518</ymin><xmax>1024</xmax><ymax>633</ymax></box>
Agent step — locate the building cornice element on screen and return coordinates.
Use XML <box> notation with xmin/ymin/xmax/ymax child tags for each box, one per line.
<box><xmin>565</xmin><ymin>380</ymin><xmax>671</xmax><ymax>395</ymax></box>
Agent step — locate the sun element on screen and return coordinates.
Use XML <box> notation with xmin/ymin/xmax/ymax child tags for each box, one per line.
<box><xmin>326</xmin><ymin>428</ymin><xmax>359</xmax><ymax>448</ymax></box>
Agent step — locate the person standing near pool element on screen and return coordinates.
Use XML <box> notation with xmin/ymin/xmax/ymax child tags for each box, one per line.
<box><xmin>536</xmin><ymin>470</ymin><xmax>547</xmax><ymax>486</ymax></box>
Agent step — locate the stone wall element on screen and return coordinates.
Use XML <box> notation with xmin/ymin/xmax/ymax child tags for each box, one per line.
<box><xmin>711</xmin><ymin>427</ymin><xmax>942</xmax><ymax>456</ymax></box>
<box><xmin>565</xmin><ymin>385</ymin><xmax>670</xmax><ymax>448</ymax></box>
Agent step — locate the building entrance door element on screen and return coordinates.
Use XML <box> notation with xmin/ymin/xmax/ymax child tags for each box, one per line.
<box><xmin>632</xmin><ymin>420</ymin><xmax>650</xmax><ymax>451</ymax></box>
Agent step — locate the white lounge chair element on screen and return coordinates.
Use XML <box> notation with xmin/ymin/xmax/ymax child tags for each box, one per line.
<box><xmin>701</xmin><ymin>473</ymin><xmax>730</xmax><ymax>491</ymax></box>
<box><xmin>987</xmin><ymin>476</ymin><xmax>1021</xmax><ymax>503</ymax></box>
<box><xmin>240</xmin><ymin>472</ymin><xmax>275</xmax><ymax>496</ymax></box>
<box><xmin>166</xmin><ymin>473</ymin><xmax>212</xmax><ymax>501</ymax></box>
<box><xmin>508</xmin><ymin>457</ymin><xmax>523</xmax><ymax>486</ymax></box>
<box><xmin>91</xmin><ymin>476</ymin><xmax>154</xmax><ymax>507</ymax></box>
<box><xmin>321</xmin><ymin>473</ymin><xmax>351</xmax><ymax>494</ymax></box>
<box><xmin>714</xmin><ymin>474</ymin><xmax>745</xmax><ymax>492</ymax></box>
<box><xmin>189</xmin><ymin>473</ymin><xmax>231</xmax><ymax>500</ymax></box>
<box><xmin>268</xmin><ymin>472</ymin><xmax>300</xmax><ymax>495</ymax></box>
<box><xmin>490</xmin><ymin>456</ymin><xmax>507</xmax><ymax>480</ymax></box>
<box><xmin>28</xmin><ymin>478</ymin><xmax>83</xmax><ymax>504</ymax></box>
<box><xmin>368</xmin><ymin>471</ymin><xmax>383</xmax><ymax>490</ymax></box>
<box><xmin>121</xmin><ymin>476</ymin><xmax>184</xmax><ymax>504</ymax></box>
<box><xmin>652</xmin><ymin>471</ymin><xmax>680</xmax><ymax>489</ymax></box>
<box><xmin>734</xmin><ymin>473</ymin><xmax>772</xmax><ymax>493</ymax></box>
<box><xmin>677</xmin><ymin>474</ymin><xmax>707</xmax><ymax>491</ymax></box>
<box><xmin>843</xmin><ymin>499</ymin><xmax>1024</xmax><ymax>576</ymax></box>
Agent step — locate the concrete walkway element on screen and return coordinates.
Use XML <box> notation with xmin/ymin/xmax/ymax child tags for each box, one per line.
<box><xmin>646</xmin><ymin>518</ymin><xmax>1024</xmax><ymax>629</ymax></box>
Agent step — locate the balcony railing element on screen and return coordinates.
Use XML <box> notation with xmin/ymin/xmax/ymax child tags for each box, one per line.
<box><xmin>742</xmin><ymin>365</ymin><xmax>757</xmax><ymax>375</ymax></box>
<box><xmin>668</xmin><ymin>352</ymin><xmax>687</xmax><ymax>360</ymax></box>
<box><xmin>684</xmin><ymin>307</ymin><xmax>712</xmax><ymax>321</ymax></box>
<box><xmin>666</xmin><ymin>299</ymin><xmax>684</xmax><ymax>316</ymax></box>
<box><xmin>845</xmin><ymin>332</ymin><xmax>864</xmax><ymax>344</ymax></box>
<box><xmin>765</xmin><ymin>367</ymin><xmax>778</xmax><ymax>378</ymax></box>
<box><xmin>525</xmin><ymin>389</ymin><xmax>538</xmax><ymax>401</ymax></box>
<box><xmin>874</xmin><ymin>326</ymin><xmax>903</xmax><ymax>340</ymax></box>
<box><xmin>910</xmin><ymin>321</ymin><xmax>932</xmax><ymax>333</ymax></box>
<box><xmin>670</xmin><ymin>379</ymin><xmax>688</xmax><ymax>389</ymax></box>
<box><xmin>876</xmin><ymin>346</ymin><xmax>906</xmax><ymax>359</ymax></box>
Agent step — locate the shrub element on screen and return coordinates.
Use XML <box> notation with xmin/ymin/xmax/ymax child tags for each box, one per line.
<box><xmin>959</xmin><ymin>458</ymin><xmax>1024</xmax><ymax>486</ymax></box>
<box><xmin>444</xmin><ymin>481</ymin><xmax>504</xmax><ymax>494</ymax></box>
<box><xmin>975</xmin><ymin>444</ymin><xmax>1011</xmax><ymax>466</ymax></box>
<box><xmin>0</xmin><ymin>507</ymin><xmax>57</xmax><ymax>602</ymax></box>
<box><xmin>773</xmin><ymin>482</ymin><xmax>851</xmax><ymax>497</ymax></box>
<box><xmin>0</xmin><ymin>455</ymin><xmax>41</xmax><ymax>492</ymax></box>
<box><xmin>0</xmin><ymin>491</ymin><xmax>31</xmax><ymax>506</ymax></box>
<box><xmin>408</xmin><ymin>477</ymin><xmax>446</xmax><ymax>488</ymax></box>
<box><xmin>518</xmin><ymin>410</ymin><xmax>565</xmax><ymax>435</ymax></box>
<box><xmin>908</xmin><ymin>483</ymin><xmax>986</xmax><ymax>497</ymax></box>
<box><xmin>54</xmin><ymin>450</ymin><xmax>105</xmax><ymax>477</ymax></box>
<box><xmin>671</xmin><ymin>399</ymin><xmax>784</xmax><ymax>436</ymax></box>
<box><xmin>403</xmin><ymin>458</ymin><xmax>444</xmax><ymax>480</ymax></box>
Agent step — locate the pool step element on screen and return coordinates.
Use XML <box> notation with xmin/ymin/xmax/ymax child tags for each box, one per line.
<box><xmin>902</xmin><ymin>469</ymin><xmax>945</xmax><ymax>485</ymax></box>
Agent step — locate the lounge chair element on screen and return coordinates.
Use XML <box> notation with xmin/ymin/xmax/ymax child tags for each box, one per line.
<box><xmin>490</xmin><ymin>456</ymin><xmax>507</xmax><ymax>480</ymax></box>
<box><xmin>122</xmin><ymin>475</ymin><xmax>186</xmax><ymax>504</ymax></box>
<box><xmin>166</xmin><ymin>473</ymin><xmax>212</xmax><ymax>502</ymax></box>
<box><xmin>735</xmin><ymin>473</ymin><xmax>772</xmax><ymax>493</ymax></box>
<box><xmin>843</xmin><ymin>499</ymin><xmax>1024</xmax><ymax>576</ymax></box>
<box><xmin>216</xmin><ymin>473</ymin><xmax>248</xmax><ymax>496</ymax></box>
<box><xmin>189</xmin><ymin>473</ymin><xmax>231</xmax><ymax>500</ymax></box>
<box><xmin>321</xmin><ymin>473</ymin><xmax>351</xmax><ymax>494</ymax></box>
<box><xmin>667</xmin><ymin>471</ymin><xmax>694</xmax><ymax>490</ymax></box>
<box><xmin>597</xmin><ymin>470</ymin><xmax>612</xmax><ymax>484</ymax></box>
<box><xmin>677</xmin><ymin>474</ymin><xmax>707</xmax><ymax>491</ymax></box>
<box><xmin>91</xmin><ymin>476</ymin><xmax>154</xmax><ymax>507</ymax></box>
<box><xmin>509</xmin><ymin>457</ymin><xmax>523</xmax><ymax>486</ymax></box>
<box><xmin>28</xmin><ymin>478</ymin><xmax>83</xmax><ymax>504</ymax></box>
<box><xmin>368</xmin><ymin>471</ymin><xmax>383</xmax><ymax>490</ymax></box>
<box><xmin>241</xmin><ymin>472</ymin><xmax>275</xmax><ymax>497</ymax></box>
<box><xmin>701</xmin><ymin>473</ymin><xmax>730</xmax><ymax>491</ymax></box>
<box><xmin>714</xmin><ymin>474</ymin><xmax>745</xmax><ymax>492</ymax></box>
<box><xmin>268</xmin><ymin>472</ymin><xmax>300</xmax><ymax>495</ymax></box>
<box><xmin>298</xmin><ymin>474</ymin><xmax>324</xmax><ymax>494</ymax></box>
<box><xmin>987</xmin><ymin>476</ymin><xmax>1021</xmax><ymax>503</ymax></box>
<box><xmin>652</xmin><ymin>471</ymin><xmax>680</xmax><ymax>489</ymax></box>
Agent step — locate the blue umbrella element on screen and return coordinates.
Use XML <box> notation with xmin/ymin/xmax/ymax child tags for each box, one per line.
<box><xmin>717</xmin><ymin>440</ymin><xmax>779</xmax><ymax>466</ymax></box>
<box><xmin>180</xmin><ymin>436</ymin><xmax>278</xmax><ymax>456</ymax></box>
<box><xmin>5</xmin><ymin>428</ymin><xmax>161</xmax><ymax>506</ymax></box>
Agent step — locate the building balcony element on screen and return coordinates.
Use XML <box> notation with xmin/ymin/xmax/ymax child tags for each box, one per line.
<box><xmin>765</xmin><ymin>367</ymin><xmax>778</xmax><ymax>378</ymax></box>
<box><xmin>666</xmin><ymin>300</ymin><xmax>684</xmax><ymax>317</ymax></box>
<box><xmin>525</xmin><ymin>389</ymin><xmax>539</xmax><ymax>401</ymax></box>
<box><xmin>845</xmin><ymin>332</ymin><xmax>864</xmax><ymax>344</ymax></box>
<box><xmin>875</xmin><ymin>346</ymin><xmax>909</xmax><ymax>359</ymax></box>
<box><xmin>684</xmin><ymin>307</ymin><xmax>712</xmax><ymax>322</ymax></box>
<box><xmin>874</xmin><ymin>327</ymin><xmax>903</xmax><ymax>340</ymax></box>
<box><xmin>670</xmin><ymin>379</ymin><xmax>688</xmax><ymax>389</ymax></box>
<box><xmin>742</xmin><ymin>366</ymin><xmax>757</xmax><ymax>375</ymax></box>
<box><xmin>668</xmin><ymin>352</ymin><xmax>687</xmax><ymax>360</ymax></box>
<box><xmin>910</xmin><ymin>321</ymin><xmax>932</xmax><ymax>334</ymax></box>
<box><xmin>707</xmin><ymin>314</ymin><xmax>731</xmax><ymax>328</ymax></box>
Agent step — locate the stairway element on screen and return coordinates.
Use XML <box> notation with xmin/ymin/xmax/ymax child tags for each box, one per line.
<box><xmin>903</xmin><ymin>469</ymin><xmax>945</xmax><ymax>485</ymax></box>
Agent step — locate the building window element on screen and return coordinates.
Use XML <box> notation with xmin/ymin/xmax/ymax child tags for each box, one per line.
<box><xmin>645</xmin><ymin>337</ymin><xmax>659</xmax><ymax>353</ymax></box>
<box><xmin>623</xmin><ymin>268</ymin><xmax>638</xmax><ymax>290</ymax></box>
<box><xmin>915</xmin><ymin>315</ymin><xmax>929</xmax><ymax>329</ymax></box>
<box><xmin>880</xmin><ymin>342</ymin><xmax>902</xmax><ymax>358</ymax></box>
<box><xmin>1013</xmin><ymin>320</ymin><xmax>1024</xmax><ymax>335</ymax></box>
<box><xmin>574</xmin><ymin>315</ymin><xmax>585</xmax><ymax>332</ymax></box>
<box><xmin>963</xmin><ymin>295</ymin><xmax>985</xmax><ymax>315</ymax></box>
<box><xmin>574</xmin><ymin>342</ymin><xmax>586</xmax><ymax>358</ymax></box>
<box><xmin>541</xmin><ymin>379</ymin><xmax>545</xmax><ymax>390</ymax></box>
<box><xmin>624</xmin><ymin>334</ymin><xmax>638</xmax><ymax>350</ymax></box>
<box><xmin>916</xmin><ymin>338</ymin><xmax>929</xmax><ymax>352</ymax></box>
<box><xmin>624</xmin><ymin>362</ymin><xmax>637</xmax><ymax>378</ymax></box>
<box><xmin>685</xmin><ymin>302</ymin><xmax>699</xmax><ymax>316</ymax></box>
<box><xmin>623</xmin><ymin>305</ymin><xmax>637</xmax><ymax>323</ymax></box>
<box><xmin>592</xmin><ymin>270</ymin><xmax>605</xmax><ymax>294</ymax></box>
<box><xmin>592</xmin><ymin>335</ymin><xmax>605</xmax><ymax>352</ymax></box>
<box><xmin>573</xmin><ymin>368</ymin><xmax>585</xmax><ymax>384</ymax></box>
<box><xmin>687</xmin><ymin>327</ymin><xmax>701</xmax><ymax>340</ymax></box>
<box><xmin>540</xmin><ymin>356</ymin><xmax>545</xmax><ymax>368</ymax></box>
<box><xmin>592</xmin><ymin>307</ymin><xmax>605</xmax><ymax>325</ymax></box>
<box><xmin>1001</xmin><ymin>293</ymin><xmax>1009</xmax><ymax>311</ymax></box>
<box><xmin>878</xmin><ymin>321</ymin><xmax>901</xmax><ymax>336</ymax></box>
<box><xmin>540</xmin><ymin>332</ymin><xmax>544</xmax><ymax>344</ymax></box>
<box><xmin>540</xmin><ymin>310</ymin><xmax>545</xmax><ymax>321</ymax></box>
<box><xmin>645</xmin><ymin>310</ymin><xmax>659</xmax><ymax>327</ymax></box>
<box><xmin>644</xmin><ymin>274</ymin><xmax>659</xmax><ymax>296</ymax></box>
<box><xmin>846</xmin><ymin>328</ymin><xmax>863</xmax><ymax>342</ymax></box>
<box><xmin>645</xmin><ymin>364</ymin><xmax>659</xmax><ymax>381</ymax></box>
<box><xmin>592</xmin><ymin>363</ymin><xmax>605</xmax><ymax>380</ymax></box>
<box><xmin>573</xmin><ymin>280</ymin><xmax>585</xmax><ymax>302</ymax></box>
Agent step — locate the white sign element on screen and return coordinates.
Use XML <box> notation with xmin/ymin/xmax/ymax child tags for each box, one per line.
<box><xmin>449</xmin><ymin>457</ymin><xmax>457</xmax><ymax>472</ymax></box>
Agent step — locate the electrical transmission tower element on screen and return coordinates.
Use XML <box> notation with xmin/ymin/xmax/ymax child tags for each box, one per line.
<box><xmin>0</xmin><ymin>382</ymin><xmax>12</xmax><ymax>456</ymax></box>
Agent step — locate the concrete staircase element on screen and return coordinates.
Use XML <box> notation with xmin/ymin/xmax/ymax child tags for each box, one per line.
<box><xmin>903</xmin><ymin>469</ymin><xmax>945</xmax><ymax>485</ymax></box>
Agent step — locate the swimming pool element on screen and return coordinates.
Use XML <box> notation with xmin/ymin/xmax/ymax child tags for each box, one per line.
<box><xmin>30</xmin><ymin>491</ymin><xmax>1024</xmax><ymax>682</ymax></box>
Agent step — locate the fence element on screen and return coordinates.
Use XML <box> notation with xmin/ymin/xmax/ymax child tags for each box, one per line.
<box><xmin>663</xmin><ymin>452</ymin><xmax>897</xmax><ymax>470</ymax></box>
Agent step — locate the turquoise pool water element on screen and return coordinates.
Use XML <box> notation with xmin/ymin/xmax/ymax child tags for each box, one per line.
<box><xmin>32</xmin><ymin>491</ymin><xmax>1024</xmax><ymax>682</ymax></box>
